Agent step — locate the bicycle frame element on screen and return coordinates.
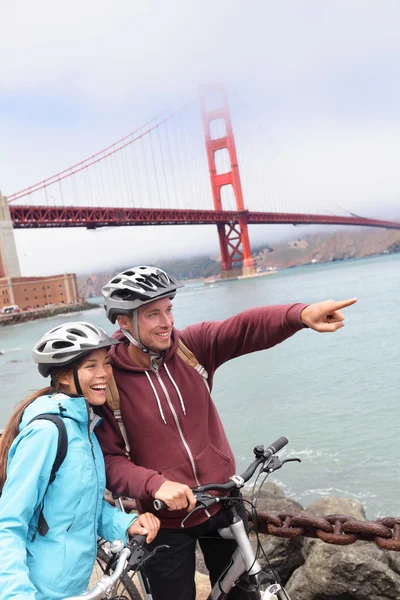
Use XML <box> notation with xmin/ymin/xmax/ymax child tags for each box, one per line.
<box><xmin>208</xmin><ymin>503</ymin><xmax>286</xmax><ymax>600</ymax></box>
<box><xmin>209</xmin><ymin>513</ymin><xmax>261</xmax><ymax>599</ymax></box>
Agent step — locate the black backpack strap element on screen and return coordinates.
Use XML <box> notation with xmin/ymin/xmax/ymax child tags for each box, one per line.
<box><xmin>28</xmin><ymin>414</ymin><xmax>68</xmax><ymax>538</ymax></box>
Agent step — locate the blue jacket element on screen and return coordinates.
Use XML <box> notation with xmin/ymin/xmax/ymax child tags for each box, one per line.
<box><xmin>0</xmin><ymin>392</ymin><xmax>135</xmax><ymax>600</ymax></box>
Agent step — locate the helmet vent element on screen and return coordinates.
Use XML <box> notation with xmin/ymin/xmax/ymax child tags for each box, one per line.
<box><xmin>112</xmin><ymin>289</ymin><xmax>133</xmax><ymax>300</ymax></box>
<box><xmin>52</xmin><ymin>341</ymin><xmax>74</xmax><ymax>349</ymax></box>
<box><xmin>67</xmin><ymin>328</ymin><xmax>88</xmax><ymax>338</ymax></box>
<box><xmin>85</xmin><ymin>324</ymin><xmax>100</xmax><ymax>334</ymax></box>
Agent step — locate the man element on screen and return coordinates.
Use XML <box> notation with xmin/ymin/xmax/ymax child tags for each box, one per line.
<box><xmin>96</xmin><ymin>265</ymin><xmax>357</xmax><ymax>600</ymax></box>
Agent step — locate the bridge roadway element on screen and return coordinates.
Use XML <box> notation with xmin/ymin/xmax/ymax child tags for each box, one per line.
<box><xmin>9</xmin><ymin>205</ymin><xmax>400</xmax><ymax>231</ymax></box>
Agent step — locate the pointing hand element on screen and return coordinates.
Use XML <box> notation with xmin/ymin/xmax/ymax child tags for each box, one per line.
<box><xmin>300</xmin><ymin>298</ymin><xmax>358</xmax><ymax>332</ymax></box>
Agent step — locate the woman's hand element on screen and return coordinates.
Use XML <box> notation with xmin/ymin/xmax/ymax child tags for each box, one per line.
<box><xmin>128</xmin><ymin>512</ymin><xmax>160</xmax><ymax>543</ymax></box>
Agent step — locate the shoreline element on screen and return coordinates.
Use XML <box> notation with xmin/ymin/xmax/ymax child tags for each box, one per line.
<box><xmin>0</xmin><ymin>301</ymin><xmax>99</xmax><ymax>328</ymax></box>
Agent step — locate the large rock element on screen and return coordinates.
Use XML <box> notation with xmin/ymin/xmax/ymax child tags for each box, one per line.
<box><xmin>286</xmin><ymin>540</ymin><xmax>400</xmax><ymax>600</ymax></box>
<box><xmin>305</xmin><ymin>496</ymin><xmax>366</xmax><ymax>520</ymax></box>
<box><xmin>286</xmin><ymin>496</ymin><xmax>400</xmax><ymax>600</ymax></box>
<box><xmin>250</xmin><ymin>481</ymin><xmax>304</xmax><ymax>514</ymax></box>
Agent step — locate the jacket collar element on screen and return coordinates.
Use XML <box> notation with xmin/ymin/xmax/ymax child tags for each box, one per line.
<box><xmin>20</xmin><ymin>392</ymin><xmax>90</xmax><ymax>431</ymax></box>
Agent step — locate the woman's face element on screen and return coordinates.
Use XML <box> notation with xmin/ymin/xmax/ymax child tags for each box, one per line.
<box><xmin>60</xmin><ymin>348</ymin><xmax>113</xmax><ymax>405</ymax></box>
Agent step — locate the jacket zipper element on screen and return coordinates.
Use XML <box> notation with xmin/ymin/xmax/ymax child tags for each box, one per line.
<box><xmin>86</xmin><ymin>402</ymin><xmax>100</xmax><ymax>554</ymax></box>
<box><xmin>154</xmin><ymin>369</ymin><xmax>201</xmax><ymax>487</ymax></box>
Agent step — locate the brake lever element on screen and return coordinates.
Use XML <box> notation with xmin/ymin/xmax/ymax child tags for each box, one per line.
<box><xmin>127</xmin><ymin>543</ymin><xmax>170</xmax><ymax>569</ymax></box>
<box><xmin>262</xmin><ymin>455</ymin><xmax>283</xmax><ymax>473</ymax></box>
<box><xmin>181</xmin><ymin>496</ymin><xmax>220</xmax><ymax>528</ymax></box>
<box><xmin>261</xmin><ymin>455</ymin><xmax>301</xmax><ymax>473</ymax></box>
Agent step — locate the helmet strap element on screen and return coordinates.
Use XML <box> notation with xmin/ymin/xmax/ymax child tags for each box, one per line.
<box><xmin>73</xmin><ymin>365</ymin><xmax>83</xmax><ymax>397</ymax></box>
<box><xmin>133</xmin><ymin>310</ymin><xmax>148</xmax><ymax>353</ymax></box>
<box><xmin>121</xmin><ymin>310</ymin><xmax>163</xmax><ymax>363</ymax></box>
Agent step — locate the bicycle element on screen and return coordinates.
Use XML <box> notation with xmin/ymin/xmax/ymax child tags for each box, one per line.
<box><xmin>153</xmin><ymin>436</ymin><xmax>299</xmax><ymax>600</ymax></box>
<box><xmin>78</xmin><ymin>436</ymin><xmax>298</xmax><ymax>599</ymax></box>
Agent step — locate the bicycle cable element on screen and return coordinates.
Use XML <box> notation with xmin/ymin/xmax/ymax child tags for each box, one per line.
<box><xmin>250</xmin><ymin>468</ymin><xmax>286</xmax><ymax>588</ymax></box>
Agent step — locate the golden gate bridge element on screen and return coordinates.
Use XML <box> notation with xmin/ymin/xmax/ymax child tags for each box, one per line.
<box><xmin>5</xmin><ymin>83</ymin><xmax>400</xmax><ymax>277</ymax></box>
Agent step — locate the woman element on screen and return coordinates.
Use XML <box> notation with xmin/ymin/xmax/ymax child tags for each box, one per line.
<box><xmin>0</xmin><ymin>321</ymin><xmax>160</xmax><ymax>600</ymax></box>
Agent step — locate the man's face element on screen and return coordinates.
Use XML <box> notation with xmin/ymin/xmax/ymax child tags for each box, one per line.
<box><xmin>136</xmin><ymin>297</ymin><xmax>174</xmax><ymax>352</ymax></box>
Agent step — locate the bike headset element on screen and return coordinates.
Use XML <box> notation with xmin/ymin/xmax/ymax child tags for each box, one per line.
<box><xmin>32</xmin><ymin>321</ymin><xmax>119</xmax><ymax>396</ymax></box>
<box><xmin>101</xmin><ymin>266</ymin><xmax>184</xmax><ymax>367</ymax></box>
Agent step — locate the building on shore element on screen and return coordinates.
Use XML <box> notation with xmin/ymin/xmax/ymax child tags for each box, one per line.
<box><xmin>0</xmin><ymin>273</ymin><xmax>80</xmax><ymax>311</ymax></box>
<box><xmin>1</xmin><ymin>191</ymin><xmax>81</xmax><ymax>311</ymax></box>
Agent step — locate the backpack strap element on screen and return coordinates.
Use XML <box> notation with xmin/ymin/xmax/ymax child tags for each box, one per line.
<box><xmin>176</xmin><ymin>339</ymin><xmax>210</xmax><ymax>392</ymax></box>
<box><xmin>28</xmin><ymin>414</ymin><xmax>68</xmax><ymax>538</ymax></box>
<box><xmin>105</xmin><ymin>338</ymin><xmax>209</xmax><ymax>455</ymax></box>
<box><xmin>105</xmin><ymin>377</ymin><xmax>131</xmax><ymax>455</ymax></box>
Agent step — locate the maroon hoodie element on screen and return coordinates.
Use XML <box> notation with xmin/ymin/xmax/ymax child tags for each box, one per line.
<box><xmin>95</xmin><ymin>304</ymin><xmax>306</xmax><ymax>528</ymax></box>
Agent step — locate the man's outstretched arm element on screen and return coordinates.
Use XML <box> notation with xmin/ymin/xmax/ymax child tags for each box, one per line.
<box><xmin>181</xmin><ymin>297</ymin><xmax>358</xmax><ymax>374</ymax></box>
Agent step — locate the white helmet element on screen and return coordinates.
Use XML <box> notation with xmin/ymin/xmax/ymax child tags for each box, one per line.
<box><xmin>33</xmin><ymin>321</ymin><xmax>119</xmax><ymax>378</ymax></box>
<box><xmin>102</xmin><ymin>266</ymin><xmax>184</xmax><ymax>324</ymax></box>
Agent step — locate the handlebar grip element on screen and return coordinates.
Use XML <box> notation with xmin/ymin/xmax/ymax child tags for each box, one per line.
<box><xmin>153</xmin><ymin>499</ymin><xmax>168</xmax><ymax>511</ymax></box>
<box><xmin>266</xmin><ymin>436</ymin><xmax>288</xmax><ymax>455</ymax></box>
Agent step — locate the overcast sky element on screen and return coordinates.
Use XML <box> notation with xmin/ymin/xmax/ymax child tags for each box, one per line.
<box><xmin>1</xmin><ymin>0</ymin><xmax>400</xmax><ymax>275</ymax></box>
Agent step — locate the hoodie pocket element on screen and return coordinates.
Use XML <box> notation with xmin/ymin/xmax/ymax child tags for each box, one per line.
<box><xmin>195</xmin><ymin>443</ymin><xmax>233</xmax><ymax>485</ymax></box>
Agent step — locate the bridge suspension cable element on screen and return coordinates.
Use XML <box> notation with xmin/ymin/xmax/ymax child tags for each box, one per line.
<box><xmin>7</xmin><ymin>110</ymin><xmax>180</xmax><ymax>203</ymax></box>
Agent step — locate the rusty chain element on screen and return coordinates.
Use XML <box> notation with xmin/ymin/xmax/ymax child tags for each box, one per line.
<box><xmin>251</xmin><ymin>511</ymin><xmax>400</xmax><ymax>551</ymax></box>
<box><xmin>111</xmin><ymin>495</ymin><xmax>400</xmax><ymax>552</ymax></box>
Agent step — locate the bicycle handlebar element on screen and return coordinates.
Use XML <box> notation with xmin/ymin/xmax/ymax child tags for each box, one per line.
<box><xmin>153</xmin><ymin>437</ymin><xmax>288</xmax><ymax>512</ymax></box>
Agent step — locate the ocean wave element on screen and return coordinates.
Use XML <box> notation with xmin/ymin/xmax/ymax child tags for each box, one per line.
<box><xmin>299</xmin><ymin>486</ymin><xmax>376</xmax><ymax>501</ymax></box>
<box><xmin>0</xmin><ymin>347</ymin><xmax>21</xmax><ymax>355</ymax></box>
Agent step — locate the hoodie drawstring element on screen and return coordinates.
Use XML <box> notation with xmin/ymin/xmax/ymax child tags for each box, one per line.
<box><xmin>145</xmin><ymin>371</ymin><xmax>167</xmax><ymax>424</ymax></box>
<box><xmin>164</xmin><ymin>364</ymin><xmax>187</xmax><ymax>416</ymax></box>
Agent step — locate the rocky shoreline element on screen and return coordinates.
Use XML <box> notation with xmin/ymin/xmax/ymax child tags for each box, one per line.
<box><xmin>0</xmin><ymin>301</ymin><xmax>99</xmax><ymax>328</ymax></box>
<box><xmin>109</xmin><ymin>486</ymin><xmax>400</xmax><ymax>598</ymax></box>
<box><xmin>194</xmin><ymin>484</ymin><xmax>400</xmax><ymax>599</ymax></box>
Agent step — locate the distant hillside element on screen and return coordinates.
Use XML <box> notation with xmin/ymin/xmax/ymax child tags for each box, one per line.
<box><xmin>77</xmin><ymin>227</ymin><xmax>400</xmax><ymax>298</ymax></box>
<box><xmin>253</xmin><ymin>227</ymin><xmax>400</xmax><ymax>270</ymax></box>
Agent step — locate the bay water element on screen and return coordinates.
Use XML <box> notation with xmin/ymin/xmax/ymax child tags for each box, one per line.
<box><xmin>1</xmin><ymin>253</ymin><xmax>399</xmax><ymax>518</ymax></box>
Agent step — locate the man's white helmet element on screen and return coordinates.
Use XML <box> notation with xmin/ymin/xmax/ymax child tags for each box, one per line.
<box><xmin>102</xmin><ymin>266</ymin><xmax>184</xmax><ymax>324</ymax></box>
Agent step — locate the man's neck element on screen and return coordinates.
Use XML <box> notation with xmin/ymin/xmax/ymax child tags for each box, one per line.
<box><xmin>127</xmin><ymin>342</ymin><xmax>151</xmax><ymax>368</ymax></box>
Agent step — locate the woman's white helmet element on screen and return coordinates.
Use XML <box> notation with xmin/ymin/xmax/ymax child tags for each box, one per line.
<box><xmin>33</xmin><ymin>321</ymin><xmax>119</xmax><ymax>377</ymax></box>
<box><xmin>102</xmin><ymin>266</ymin><xmax>184</xmax><ymax>324</ymax></box>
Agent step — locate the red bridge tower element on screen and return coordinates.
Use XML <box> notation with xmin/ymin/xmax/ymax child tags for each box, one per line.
<box><xmin>200</xmin><ymin>84</ymin><xmax>255</xmax><ymax>278</ymax></box>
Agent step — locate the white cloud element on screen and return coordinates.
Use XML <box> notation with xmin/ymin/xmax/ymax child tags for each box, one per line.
<box><xmin>2</xmin><ymin>1</ymin><xmax>400</xmax><ymax>104</ymax></box>
<box><xmin>1</xmin><ymin>0</ymin><xmax>400</xmax><ymax>275</ymax></box>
